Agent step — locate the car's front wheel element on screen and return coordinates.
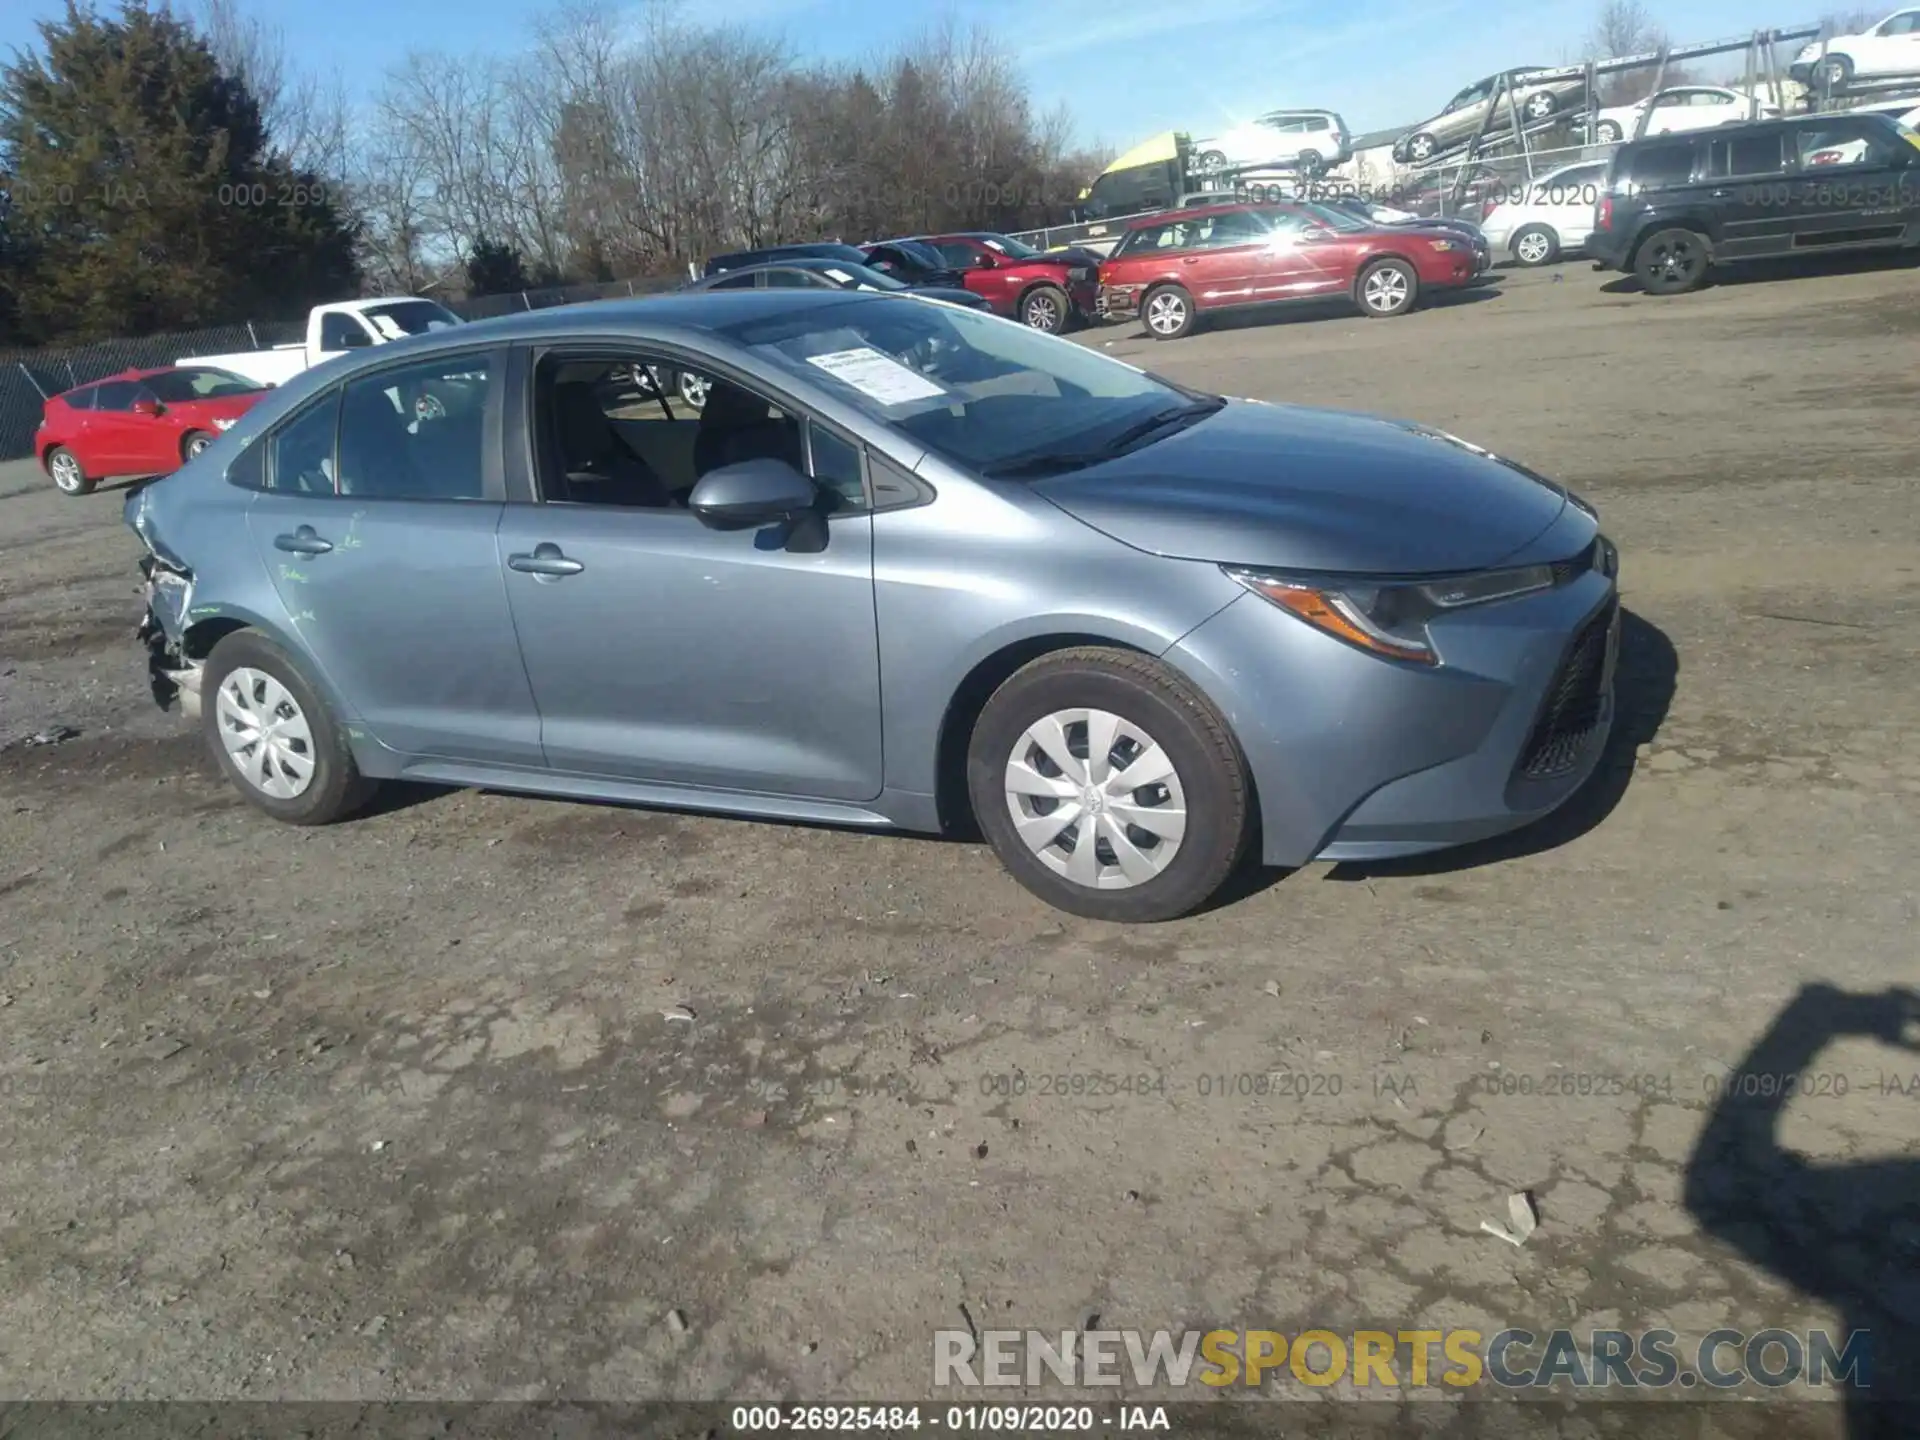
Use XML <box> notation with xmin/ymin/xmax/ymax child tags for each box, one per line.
<box><xmin>1356</xmin><ymin>257</ymin><xmax>1419</xmax><ymax>317</ymax></box>
<box><xmin>1511</xmin><ymin>224</ymin><xmax>1560</xmax><ymax>266</ymax></box>
<box><xmin>1523</xmin><ymin>90</ymin><xmax>1558</xmax><ymax>122</ymax></box>
<box><xmin>1141</xmin><ymin>284</ymin><xmax>1196</xmax><ymax>340</ymax></box>
<box><xmin>1634</xmin><ymin>226</ymin><xmax>1711</xmax><ymax>295</ymax></box>
<box><xmin>967</xmin><ymin>648</ymin><xmax>1252</xmax><ymax>922</ymax></box>
<box><xmin>181</xmin><ymin>430</ymin><xmax>215</xmax><ymax>462</ymax></box>
<box><xmin>203</xmin><ymin>630</ymin><xmax>377</xmax><ymax>825</ymax></box>
<box><xmin>1021</xmin><ymin>284</ymin><xmax>1071</xmax><ymax>334</ymax></box>
<box><xmin>1404</xmin><ymin>132</ymin><xmax>1438</xmax><ymax>163</ymax></box>
<box><xmin>45</xmin><ymin>445</ymin><xmax>94</xmax><ymax>496</ymax></box>
<box><xmin>1595</xmin><ymin>119</ymin><xmax>1623</xmax><ymax>143</ymax></box>
<box><xmin>1818</xmin><ymin>53</ymin><xmax>1853</xmax><ymax>89</ymax></box>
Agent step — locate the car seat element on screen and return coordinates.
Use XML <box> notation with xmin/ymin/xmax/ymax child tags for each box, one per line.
<box><xmin>693</xmin><ymin>382</ymin><xmax>804</xmax><ymax>478</ymax></box>
<box><xmin>550</xmin><ymin>381</ymin><xmax>674</xmax><ymax>507</ymax></box>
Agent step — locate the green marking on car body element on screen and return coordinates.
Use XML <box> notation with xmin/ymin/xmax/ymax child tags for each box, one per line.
<box><xmin>279</xmin><ymin>566</ymin><xmax>309</xmax><ymax>583</ymax></box>
<box><xmin>294</xmin><ymin>609</ymin><xmax>317</xmax><ymax>622</ymax></box>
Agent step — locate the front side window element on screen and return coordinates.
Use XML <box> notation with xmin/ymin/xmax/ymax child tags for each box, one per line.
<box><xmin>336</xmin><ymin>353</ymin><xmax>491</xmax><ymax>500</ymax></box>
<box><xmin>146</xmin><ymin>367</ymin><xmax>264</xmax><ymax>401</ymax></box>
<box><xmin>931</xmin><ymin>240</ymin><xmax>983</xmax><ymax>268</ymax></box>
<box><xmin>1796</xmin><ymin>122</ymin><xmax>1894</xmax><ymax>169</ymax></box>
<box><xmin>1880</xmin><ymin>10</ymin><xmax>1919</xmax><ymax>33</ymax></box>
<box><xmin>764</xmin><ymin>269</ymin><xmax>821</xmax><ymax>289</ymax></box>
<box><xmin>1707</xmin><ymin>133</ymin><xmax>1786</xmax><ymax>177</ymax></box>
<box><xmin>711</xmin><ymin>271</ymin><xmax>760</xmax><ymax>290</ymax></box>
<box><xmin>715</xmin><ymin>295</ymin><xmax>1199</xmax><ymax>475</ymax></box>
<box><xmin>93</xmin><ymin>380</ymin><xmax>141</xmax><ymax>412</ymax></box>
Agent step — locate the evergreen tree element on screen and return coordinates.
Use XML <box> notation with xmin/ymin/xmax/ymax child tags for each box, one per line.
<box><xmin>464</xmin><ymin>235</ymin><xmax>531</xmax><ymax>297</ymax></box>
<box><xmin>0</xmin><ymin>1</ymin><xmax>360</xmax><ymax>344</ymax></box>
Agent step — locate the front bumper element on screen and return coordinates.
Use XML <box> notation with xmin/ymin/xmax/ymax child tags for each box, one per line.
<box><xmin>1167</xmin><ymin>538</ymin><xmax>1619</xmax><ymax>868</ymax></box>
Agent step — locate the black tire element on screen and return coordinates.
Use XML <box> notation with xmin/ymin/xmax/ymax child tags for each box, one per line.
<box><xmin>181</xmin><ymin>430</ymin><xmax>214</xmax><ymax>463</ymax></box>
<box><xmin>1296</xmin><ymin>149</ymin><xmax>1324</xmax><ymax>178</ymax></box>
<box><xmin>966</xmin><ymin>647</ymin><xmax>1253</xmax><ymax>922</ymax></box>
<box><xmin>1819</xmin><ymin>53</ymin><xmax>1853</xmax><ymax>89</ymax></box>
<box><xmin>1020</xmin><ymin>283</ymin><xmax>1071</xmax><ymax>334</ymax></box>
<box><xmin>201</xmin><ymin>629</ymin><xmax>377</xmax><ymax>826</ymax></box>
<box><xmin>1141</xmin><ymin>284</ymin><xmax>1196</xmax><ymax>340</ymax></box>
<box><xmin>44</xmin><ymin>445</ymin><xmax>95</xmax><ymax>496</ymax></box>
<box><xmin>1404</xmin><ymin>132</ymin><xmax>1438</xmax><ymax>163</ymax></box>
<box><xmin>1634</xmin><ymin>226</ymin><xmax>1712</xmax><ymax>295</ymax></box>
<box><xmin>1511</xmin><ymin>224</ymin><xmax>1560</xmax><ymax>267</ymax></box>
<box><xmin>1356</xmin><ymin>257</ymin><xmax>1420</xmax><ymax>317</ymax></box>
<box><xmin>1595</xmin><ymin>119</ymin><xmax>1623</xmax><ymax>143</ymax></box>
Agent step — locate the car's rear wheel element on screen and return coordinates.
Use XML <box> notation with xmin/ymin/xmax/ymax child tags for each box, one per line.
<box><xmin>1141</xmin><ymin>284</ymin><xmax>1196</xmax><ymax>340</ymax></box>
<box><xmin>203</xmin><ymin>630</ymin><xmax>377</xmax><ymax>826</ymax></box>
<box><xmin>1296</xmin><ymin>149</ymin><xmax>1324</xmax><ymax>177</ymax></box>
<box><xmin>1595</xmin><ymin>119</ymin><xmax>1623</xmax><ymax>143</ymax></box>
<box><xmin>1511</xmin><ymin>225</ymin><xmax>1560</xmax><ymax>267</ymax></box>
<box><xmin>1634</xmin><ymin>227</ymin><xmax>1711</xmax><ymax>295</ymax></box>
<box><xmin>1356</xmin><ymin>258</ymin><xmax>1419</xmax><ymax>317</ymax></box>
<box><xmin>45</xmin><ymin>446</ymin><xmax>94</xmax><ymax>496</ymax></box>
<box><xmin>181</xmin><ymin>430</ymin><xmax>214</xmax><ymax>462</ymax></box>
<box><xmin>967</xmin><ymin>648</ymin><xmax>1252</xmax><ymax>922</ymax></box>
<box><xmin>1021</xmin><ymin>284</ymin><xmax>1071</xmax><ymax>334</ymax></box>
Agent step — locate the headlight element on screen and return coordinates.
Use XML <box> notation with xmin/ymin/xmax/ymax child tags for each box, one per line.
<box><xmin>1223</xmin><ymin>563</ymin><xmax>1558</xmax><ymax>666</ymax></box>
<box><xmin>213</xmin><ymin>418</ymin><xmax>237</xmax><ymax>430</ymax></box>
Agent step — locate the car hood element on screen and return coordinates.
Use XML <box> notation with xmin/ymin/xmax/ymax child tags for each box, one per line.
<box><xmin>1030</xmin><ymin>400</ymin><xmax>1569</xmax><ymax>574</ymax></box>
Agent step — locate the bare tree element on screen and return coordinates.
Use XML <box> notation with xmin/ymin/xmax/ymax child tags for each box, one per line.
<box><xmin>195</xmin><ymin>0</ymin><xmax>349</xmax><ymax>178</ymax></box>
<box><xmin>1585</xmin><ymin>0</ymin><xmax>1694</xmax><ymax>104</ymax></box>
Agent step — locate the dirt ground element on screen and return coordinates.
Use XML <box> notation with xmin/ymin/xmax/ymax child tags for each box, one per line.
<box><xmin>2</xmin><ymin>258</ymin><xmax>1917</xmax><ymax>1422</ymax></box>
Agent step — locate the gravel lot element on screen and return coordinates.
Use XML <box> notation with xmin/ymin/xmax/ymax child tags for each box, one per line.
<box><xmin>2</xmin><ymin>258</ymin><xmax>1917</xmax><ymax>1421</ymax></box>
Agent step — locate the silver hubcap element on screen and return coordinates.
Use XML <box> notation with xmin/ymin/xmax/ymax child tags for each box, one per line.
<box><xmin>1025</xmin><ymin>294</ymin><xmax>1060</xmax><ymax>329</ymax></box>
<box><xmin>1599</xmin><ymin>124</ymin><xmax>1620</xmax><ymax>141</ymax></box>
<box><xmin>1516</xmin><ymin>232</ymin><xmax>1552</xmax><ymax>263</ymax></box>
<box><xmin>50</xmin><ymin>453</ymin><xmax>82</xmax><ymax>491</ymax></box>
<box><xmin>1526</xmin><ymin>95</ymin><xmax>1551</xmax><ymax>119</ymax></box>
<box><xmin>1004</xmin><ymin>708</ymin><xmax>1187</xmax><ymax>890</ymax></box>
<box><xmin>216</xmin><ymin>666</ymin><xmax>316</xmax><ymax>800</ymax></box>
<box><xmin>187</xmin><ymin>435</ymin><xmax>211</xmax><ymax>456</ymax></box>
<box><xmin>1364</xmin><ymin>267</ymin><xmax>1410</xmax><ymax>311</ymax></box>
<box><xmin>1410</xmin><ymin>136</ymin><xmax>1434</xmax><ymax>160</ymax></box>
<box><xmin>680</xmin><ymin>373</ymin><xmax>710</xmax><ymax>408</ymax></box>
<box><xmin>1146</xmin><ymin>292</ymin><xmax>1187</xmax><ymax>334</ymax></box>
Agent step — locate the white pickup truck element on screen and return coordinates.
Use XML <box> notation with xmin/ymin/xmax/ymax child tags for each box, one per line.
<box><xmin>179</xmin><ymin>296</ymin><xmax>465</xmax><ymax>388</ymax></box>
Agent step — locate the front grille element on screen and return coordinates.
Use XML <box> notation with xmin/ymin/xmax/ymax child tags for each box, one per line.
<box><xmin>1514</xmin><ymin>598</ymin><xmax>1616</xmax><ymax>782</ymax></box>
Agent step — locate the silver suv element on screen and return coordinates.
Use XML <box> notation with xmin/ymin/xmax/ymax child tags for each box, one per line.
<box><xmin>1191</xmin><ymin>109</ymin><xmax>1352</xmax><ymax>179</ymax></box>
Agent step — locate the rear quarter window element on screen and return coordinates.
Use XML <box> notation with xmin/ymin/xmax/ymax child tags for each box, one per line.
<box><xmin>1628</xmin><ymin>140</ymin><xmax>1699</xmax><ymax>189</ymax></box>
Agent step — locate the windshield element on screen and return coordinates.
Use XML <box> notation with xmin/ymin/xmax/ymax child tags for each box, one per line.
<box><xmin>815</xmin><ymin>262</ymin><xmax>909</xmax><ymax>292</ymax></box>
<box><xmin>980</xmin><ymin>233</ymin><xmax>1042</xmax><ymax>259</ymax></box>
<box><xmin>1299</xmin><ymin>202</ymin><xmax>1373</xmax><ymax>232</ymax></box>
<box><xmin>715</xmin><ymin>298</ymin><xmax>1206</xmax><ymax>474</ymax></box>
<box><xmin>145</xmin><ymin>367</ymin><xmax>264</xmax><ymax>401</ymax></box>
<box><xmin>360</xmin><ymin>300</ymin><xmax>463</xmax><ymax>340</ymax></box>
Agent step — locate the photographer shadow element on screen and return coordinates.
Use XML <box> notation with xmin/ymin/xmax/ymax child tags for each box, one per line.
<box><xmin>1684</xmin><ymin>984</ymin><xmax>1920</xmax><ymax>1436</ymax></box>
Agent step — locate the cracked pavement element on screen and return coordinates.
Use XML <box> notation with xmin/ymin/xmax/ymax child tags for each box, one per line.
<box><xmin>0</xmin><ymin>259</ymin><xmax>1917</xmax><ymax>1419</ymax></box>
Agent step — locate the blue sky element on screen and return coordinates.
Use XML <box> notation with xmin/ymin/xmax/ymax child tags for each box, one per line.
<box><xmin>2</xmin><ymin>0</ymin><xmax>1804</xmax><ymax>147</ymax></box>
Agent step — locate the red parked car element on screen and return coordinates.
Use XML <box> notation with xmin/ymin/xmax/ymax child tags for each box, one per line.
<box><xmin>36</xmin><ymin>365</ymin><xmax>270</xmax><ymax>495</ymax></box>
<box><xmin>908</xmin><ymin>232</ymin><xmax>1101</xmax><ymax>333</ymax></box>
<box><xmin>1097</xmin><ymin>202</ymin><xmax>1476</xmax><ymax>340</ymax></box>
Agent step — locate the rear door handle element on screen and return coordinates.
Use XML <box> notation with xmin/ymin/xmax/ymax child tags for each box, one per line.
<box><xmin>274</xmin><ymin>526</ymin><xmax>332</xmax><ymax>555</ymax></box>
<box><xmin>508</xmin><ymin>542</ymin><xmax>585</xmax><ymax>578</ymax></box>
<box><xmin>1181</xmin><ymin>256</ymin><xmax>1201</xmax><ymax>264</ymax></box>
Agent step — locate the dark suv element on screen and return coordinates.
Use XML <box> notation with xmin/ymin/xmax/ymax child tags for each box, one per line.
<box><xmin>1588</xmin><ymin>112</ymin><xmax>1920</xmax><ymax>294</ymax></box>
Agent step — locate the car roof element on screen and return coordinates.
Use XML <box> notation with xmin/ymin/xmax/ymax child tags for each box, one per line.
<box><xmin>1618</xmin><ymin>110</ymin><xmax>1898</xmax><ymax>148</ymax></box>
<box><xmin>1120</xmin><ymin>201</ymin><xmax>1274</xmax><ymax>228</ymax></box>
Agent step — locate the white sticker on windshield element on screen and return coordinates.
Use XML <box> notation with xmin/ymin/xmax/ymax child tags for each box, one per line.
<box><xmin>805</xmin><ymin>347</ymin><xmax>947</xmax><ymax>405</ymax></box>
<box><xmin>825</xmin><ymin>268</ymin><xmax>854</xmax><ymax>283</ymax></box>
<box><xmin>368</xmin><ymin>314</ymin><xmax>406</xmax><ymax>340</ymax></box>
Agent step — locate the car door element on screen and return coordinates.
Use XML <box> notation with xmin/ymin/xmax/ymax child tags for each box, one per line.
<box><xmin>1698</xmin><ymin>129</ymin><xmax>1796</xmax><ymax>258</ymax></box>
<box><xmin>240</xmin><ymin>344</ymin><xmax>545</xmax><ymax>767</ymax></box>
<box><xmin>1538</xmin><ymin>163</ymin><xmax>1607</xmax><ymax>244</ymax></box>
<box><xmin>1247</xmin><ymin>207</ymin><xmax>1352</xmax><ymax>300</ymax></box>
<box><xmin>1163</xmin><ymin>210</ymin><xmax>1277</xmax><ymax>304</ymax></box>
<box><xmin>495</xmin><ymin>347</ymin><xmax>883</xmax><ymax>802</ymax></box>
<box><xmin>1436</xmin><ymin>80</ymin><xmax>1495</xmax><ymax>145</ymax></box>
<box><xmin>84</xmin><ymin>380</ymin><xmax>150</xmax><ymax>473</ymax></box>
<box><xmin>1786</xmin><ymin>118</ymin><xmax>1914</xmax><ymax>249</ymax></box>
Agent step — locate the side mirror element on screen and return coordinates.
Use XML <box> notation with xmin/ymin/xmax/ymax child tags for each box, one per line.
<box><xmin>131</xmin><ymin>397</ymin><xmax>161</xmax><ymax>417</ymax></box>
<box><xmin>688</xmin><ymin>457</ymin><xmax>817</xmax><ymax>531</ymax></box>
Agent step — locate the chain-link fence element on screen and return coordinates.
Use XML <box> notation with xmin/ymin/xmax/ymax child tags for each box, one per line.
<box><xmin>1</xmin><ymin>273</ymin><xmax>687</xmax><ymax>464</ymax></box>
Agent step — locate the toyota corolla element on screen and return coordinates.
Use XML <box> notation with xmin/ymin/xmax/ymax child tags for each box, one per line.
<box><xmin>126</xmin><ymin>290</ymin><xmax>1620</xmax><ymax>922</ymax></box>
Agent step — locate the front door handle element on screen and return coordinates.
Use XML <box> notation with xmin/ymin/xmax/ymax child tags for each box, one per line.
<box><xmin>1182</xmin><ymin>256</ymin><xmax>1201</xmax><ymax>264</ymax></box>
<box><xmin>274</xmin><ymin>526</ymin><xmax>332</xmax><ymax>555</ymax></box>
<box><xmin>508</xmin><ymin>542</ymin><xmax>585</xmax><ymax>578</ymax></box>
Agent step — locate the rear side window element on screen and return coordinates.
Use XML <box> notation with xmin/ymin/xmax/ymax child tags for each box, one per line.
<box><xmin>336</xmin><ymin>352</ymin><xmax>492</xmax><ymax>500</ymax></box>
<box><xmin>269</xmin><ymin>388</ymin><xmax>342</xmax><ymax>494</ymax></box>
<box><xmin>61</xmin><ymin>386</ymin><xmax>98</xmax><ymax>412</ymax></box>
<box><xmin>1304</xmin><ymin>115</ymin><xmax>1331</xmax><ymax>131</ymax></box>
<box><xmin>1628</xmin><ymin>141</ymin><xmax>1698</xmax><ymax>189</ymax></box>
<box><xmin>1705</xmin><ymin>132</ymin><xmax>1787</xmax><ymax>178</ymax></box>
